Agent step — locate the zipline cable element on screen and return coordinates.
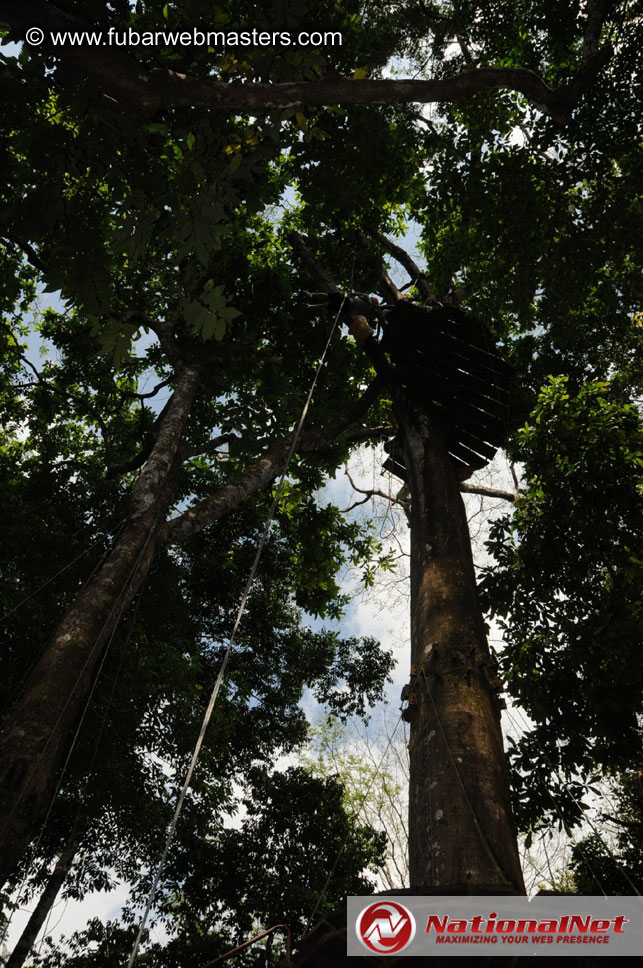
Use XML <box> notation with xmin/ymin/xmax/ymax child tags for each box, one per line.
<box><xmin>127</xmin><ymin>300</ymin><xmax>347</xmax><ymax>967</ymax></box>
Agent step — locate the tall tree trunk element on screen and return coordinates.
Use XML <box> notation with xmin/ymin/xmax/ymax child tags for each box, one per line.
<box><xmin>399</xmin><ymin>402</ymin><xmax>524</xmax><ymax>892</ymax></box>
<box><xmin>6</xmin><ymin>831</ymin><xmax>79</xmax><ymax>968</ymax></box>
<box><xmin>0</xmin><ymin>365</ymin><xmax>200</xmax><ymax>888</ymax></box>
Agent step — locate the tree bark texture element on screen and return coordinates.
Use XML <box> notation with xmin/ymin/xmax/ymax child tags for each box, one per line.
<box><xmin>6</xmin><ymin>831</ymin><xmax>79</xmax><ymax>968</ymax></box>
<box><xmin>0</xmin><ymin>365</ymin><xmax>200</xmax><ymax>888</ymax></box>
<box><xmin>399</xmin><ymin>401</ymin><xmax>524</xmax><ymax>893</ymax></box>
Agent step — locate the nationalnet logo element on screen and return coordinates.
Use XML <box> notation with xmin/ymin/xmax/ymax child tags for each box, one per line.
<box><xmin>348</xmin><ymin>896</ymin><xmax>643</xmax><ymax>957</ymax></box>
<box><xmin>356</xmin><ymin>901</ymin><xmax>416</xmax><ymax>954</ymax></box>
<box><xmin>424</xmin><ymin>910</ymin><xmax>628</xmax><ymax>948</ymax></box>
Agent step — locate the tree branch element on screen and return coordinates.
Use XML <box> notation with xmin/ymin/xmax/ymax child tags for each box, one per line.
<box><xmin>160</xmin><ymin>401</ymin><xmax>391</xmax><ymax>545</ymax></box>
<box><xmin>118</xmin><ymin>376</ymin><xmax>172</xmax><ymax>401</ymax></box>
<box><xmin>178</xmin><ymin>432</ymin><xmax>236</xmax><ymax>461</ymax></box>
<box><xmin>379</xmin><ymin>270</ymin><xmax>402</xmax><ymax>304</ymax></box>
<box><xmin>14</xmin><ymin>347</ymin><xmax>113</xmax><ymax>453</ymax></box>
<box><xmin>1</xmin><ymin>0</ymin><xmax>614</xmax><ymax>123</ymax></box>
<box><xmin>340</xmin><ymin>466</ymin><xmax>406</xmax><ymax>513</ymax></box>
<box><xmin>128</xmin><ymin>314</ymin><xmax>184</xmax><ymax>368</ymax></box>
<box><xmin>582</xmin><ymin>0</ymin><xmax>616</xmax><ymax>63</ymax></box>
<box><xmin>459</xmin><ymin>482</ymin><xmax>516</xmax><ymax>503</ymax></box>
<box><xmin>354</xmin><ymin>231</ymin><xmax>404</xmax><ymax>304</ymax></box>
<box><xmin>106</xmin><ymin>391</ymin><xmax>175</xmax><ymax>479</ymax></box>
<box><xmin>600</xmin><ymin>813</ymin><xmax>643</xmax><ymax>829</ymax></box>
<box><xmin>0</xmin><ymin>235</ymin><xmax>48</xmax><ymax>274</ymax></box>
<box><xmin>159</xmin><ymin>433</ymin><xmax>306</xmax><ymax>545</ymax></box>
<box><xmin>129</xmin><ymin>364</ymin><xmax>201</xmax><ymax>519</ymax></box>
<box><xmin>288</xmin><ymin>232</ymin><xmax>340</xmax><ymax>294</ymax></box>
<box><xmin>369</xmin><ymin>230</ymin><xmax>433</xmax><ymax>302</ymax></box>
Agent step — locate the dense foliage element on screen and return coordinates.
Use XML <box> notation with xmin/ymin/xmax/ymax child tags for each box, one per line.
<box><xmin>481</xmin><ymin>378</ymin><xmax>643</xmax><ymax>830</ymax></box>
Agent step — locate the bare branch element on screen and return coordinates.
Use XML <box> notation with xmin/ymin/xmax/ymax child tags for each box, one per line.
<box><xmin>459</xmin><ymin>482</ymin><xmax>516</xmax><ymax>503</ymax></box>
<box><xmin>509</xmin><ymin>461</ymin><xmax>521</xmax><ymax>495</ymax></box>
<box><xmin>379</xmin><ymin>270</ymin><xmax>402</xmax><ymax>304</ymax></box>
<box><xmin>106</xmin><ymin>448</ymin><xmax>151</xmax><ymax>480</ymax></box>
<box><xmin>456</xmin><ymin>33</ymin><xmax>476</xmax><ymax>67</ymax></box>
<box><xmin>340</xmin><ymin>493</ymin><xmax>373</xmax><ymax>513</ymax></box>
<box><xmin>106</xmin><ymin>390</ymin><xmax>172</xmax><ymax>479</ymax></box>
<box><xmin>600</xmin><ymin>813</ymin><xmax>643</xmax><ymax>829</ymax></box>
<box><xmin>344</xmin><ymin>466</ymin><xmax>403</xmax><ymax>505</ymax></box>
<box><xmin>118</xmin><ymin>376</ymin><xmax>173</xmax><ymax>401</ymax></box>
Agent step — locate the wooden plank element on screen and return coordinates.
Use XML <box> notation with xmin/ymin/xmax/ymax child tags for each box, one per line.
<box><xmin>379</xmin><ymin>303</ymin><xmax>512</xmax><ymax>474</ymax></box>
<box><xmin>392</xmin><ymin>351</ymin><xmax>510</xmax><ymax>415</ymax></box>
<box><xmin>386</xmin><ymin>325</ymin><xmax>513</xmax><ymax>384</ymax></box>
<box><xmin>453</xmin><ymin>426</ymin><xmax>498</xmax><ymax>461</ymax></box>
<box><xmin>399</xmin><ymin>364</ymin><xmax>509</xmax><ymax>422</ymax></box>
<box><xmin>409</xmin><ymin>326</ymin><xmax>513</xmax><ymax>380</ymax></box>
<box><xmin>434</xmin><ymin>310</ymin><xmax>499</xmax><ymax>354</ymax></box>
<box><xmin>411</xmin><ymin>390</ymin><xmax>507</xmax><ymax>444</ymax></box>
<box><xmin>382</xmin><ymin>457</ymin><xmax>408</xmax><ymax>481</ymax></box>
<box><xmin>447</xmin><ymin>409</ymin><xmax>507</xmax><ymax>446</ymax></box>
<box><xmin>382</xmin><ymin>302</ymin><xmax>513</xmax><ymax>373</ymax></box>
<box><xmin>447</xmin><ymin>439</ymin><xmax>489</xmax><ymax>470</ymax></box>
<box><xmin>408</xmin><ymin>345</ymin><xmax>511</xmax><ymax>401</ymax></box>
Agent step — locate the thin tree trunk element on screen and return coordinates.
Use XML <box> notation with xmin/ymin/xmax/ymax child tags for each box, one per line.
<box><xmin>0</xmin><ymin>369</ymin><xmax>374</xmax><ymax>887</ymax></box>
<box><xmin>399</xmin><ymin>401</ymin><xmax>524</xmax><ymax>893</ymax></box>
<box><xmin>6</xmin><ymin>832</ymin><xmax>79</xmax><ymax>968</ymax></box>
<box><xmin>0</xmin><ymin>346</ymin><xmax>383</xmax><ymax>888</ymax></box>
<box><xmin>0</xmin><ymin>365</ymin><xmax>200</xmax><ymax>887</ymax></box>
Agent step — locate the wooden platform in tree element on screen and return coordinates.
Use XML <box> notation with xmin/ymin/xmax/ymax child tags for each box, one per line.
<box><xmin>379</xmin><ymin>302</ymin><xmax>512</xmax><ymax>481</ymax></box>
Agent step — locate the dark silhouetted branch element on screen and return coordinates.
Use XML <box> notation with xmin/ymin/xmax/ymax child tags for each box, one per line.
<box><xmin>0</xmin><ymin>0</ymin><xmax>615</xmax><ymax>124</ymax></box>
